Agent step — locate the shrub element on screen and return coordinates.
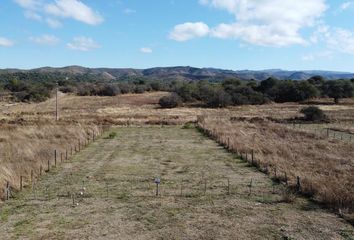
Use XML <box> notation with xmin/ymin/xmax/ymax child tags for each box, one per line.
<box><xmin>159</xmin><ymin>93</ymin><xmax>182</xmax><ymax>108</ymax></box>
<box><xmin>97</xmin><ymin>84</ymin><xmax>120</xmax><ymax>96</ymax></box>
<box><xmin>300</xmin><ymin>106</ymin><xmax>327</xmax><ymax>122</ymax></box>
<box><xmin>206</xmin><ymin>89</ymin><xmax>232</xmax><ymax>108</ymax></box>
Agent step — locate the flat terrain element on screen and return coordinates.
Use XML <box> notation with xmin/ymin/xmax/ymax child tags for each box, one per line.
<box><xmin>0</xmin><ymin>126</ymin><xmax>352</xmax><ymax>240</ymax></box>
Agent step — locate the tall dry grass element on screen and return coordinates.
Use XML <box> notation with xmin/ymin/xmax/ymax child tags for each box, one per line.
<box><xmin>0</xmin><ymin>123</ymin><xmax>101</xmax><ymax>200</ymax></box>
<box><xmin>197</xmin><ymin>115</ymin><xmax>354</xmax><ymax>214</ymax></box>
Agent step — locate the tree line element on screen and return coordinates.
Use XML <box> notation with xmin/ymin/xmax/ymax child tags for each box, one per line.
<box><xmin>0</xmin><ymin>72</ymin><xmax>353</xmax><ymax>107</ymax></box>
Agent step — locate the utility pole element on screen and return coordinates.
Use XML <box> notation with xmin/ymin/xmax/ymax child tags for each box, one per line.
<box><xmin>56</xmin><ymin>82</ymin><xmax>59</xmax><ymax>121</ymax></box>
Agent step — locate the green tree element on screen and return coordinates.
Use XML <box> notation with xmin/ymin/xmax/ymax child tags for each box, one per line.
<box><xmin>206</xmin><ymin>89</ymin><xmax>232</xmax><ymax>108</ymax></box>
<box><xmin>322</xmin><ymin>80</ymin><xmax>353</xmax><ymax>103</ymax></box>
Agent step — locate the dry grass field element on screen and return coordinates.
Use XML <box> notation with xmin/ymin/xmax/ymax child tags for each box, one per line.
<box><xmin>197</xmin><ymin>116</ymin><xmax>354</xmax><ymax>221</ymax></box>
<box><xmin>0</xmin><ymin>126</ymin><xmax>352</xmax><ymax>239</ymax></box>
<box><xmin>0</xmin><ymin>92</ymin><xmax>353</xmax><ymax>239</ymax></box>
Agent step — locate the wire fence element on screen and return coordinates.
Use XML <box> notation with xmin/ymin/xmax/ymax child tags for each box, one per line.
<box><xmin>2</xmin><ymin>126</ymin><xmax>107</xmax><ymax>202</ymax></box>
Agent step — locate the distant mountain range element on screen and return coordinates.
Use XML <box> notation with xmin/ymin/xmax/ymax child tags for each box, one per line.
<box><xmin>1</xmin><ymin>66</ymin><xmax>354</xmax><ymax>81</ymax></box>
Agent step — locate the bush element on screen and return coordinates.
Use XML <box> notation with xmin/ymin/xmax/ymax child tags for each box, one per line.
<box><xmin>97</xmin><ymin>84</ymin><xmax>120</xmax><ymax>96</ymax></box>
<box><xmin>159</xmin><ymin>93</ymin><xmax>182</xmax><ymax>108</ymax></box>
<box><xmin>206</xmin><ymin>89</ymin><xmax>232</xmax><ymax>108</ymax></box>
<box><xmin>300</xmin><ymin>106</ymin><xmax>327</xmax><ymax>122</ymax></box>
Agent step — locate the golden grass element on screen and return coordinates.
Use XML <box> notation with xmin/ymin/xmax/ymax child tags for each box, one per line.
<box><xmin>0</xmin><ymin>123</ymin><xmax>101</xmax><ymax>199</ymax></box>
<box><xmin>197</xmin><ymin>115</ymin><xmax>354</xmax><ymax>215</ymax></box>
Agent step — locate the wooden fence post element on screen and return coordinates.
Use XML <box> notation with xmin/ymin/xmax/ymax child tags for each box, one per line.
<box><xmin>296</xmin><ymin>176</ymin><xmax>301</xmax><ymax>192</ymax></box>
<box><xmin>66</xmin><ymin>150</ymin><xmax>68</xmax><ymax>160</ymax></box>
<box><xmin>31</xmin><ymin>170</ymin><xmax>34</xmax><ymax>184</ymax></box>
<box><xmin>47</xmin><ymin>159</ymin><xmax>50</xmax><ymax>172</ymax></box>
<box><xmin>227</xmin><ymin>178</ymin><xmax>230</xmax><ymax>195</ymax></box>
<box><xmin>54</xmin><ymin>150</ymin><xmax>57</xmax><ymax>167</ymax></box>
<box><xmin>61</xmin><ymin>153</ymin><xmax>63</xmax><ymax>163</ymax></box>
<box><xmin>6</xmin><ymin>181</ymin><xmax>10</xmax><ymax>200</ymax></box>
<box><xmin>20</xmin><ymin>176</ymin><xmax>23</xmax><ymax>191</ymax></box>
<box><xmin>284</xmin><ymin>172</ymin><xmax>288</xmax><ymax>185</ymax></box>
<box><xmin>251</xmin><ymin>150</ymin><xmax>254</xmax><ymax>165</ymax></box>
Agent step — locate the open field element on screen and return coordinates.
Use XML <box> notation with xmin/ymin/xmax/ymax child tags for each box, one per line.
<box><xmin>1</xmin><ymin>93</ymin><xmax>354</xmax><ymax>125</ymax></box>
<box><xmin>198</xmin><ymin>116</ymin><xmax>354</xmax><ymax>221</ymax></box>
<box><xmin>0</xmin><ymin>92</ymin><xmax>353</xmax><ymax>239</ymax></box>
<box><xmin>0</xmin><ymin>126</ymin><xmax>353</xmax><ymax>239</ymax></box>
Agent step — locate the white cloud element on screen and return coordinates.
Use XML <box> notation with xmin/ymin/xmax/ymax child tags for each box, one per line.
<box><xmin>301</xmin><ymin>51</ymin><xmax>333</xmax><ymax>61</ymax></box>
<box><xmin>169</xmin><ymin>22</ymin><xmax>210</xmax><ymax>41</ymax></box>
<box><xmin>208</xmin><ymin>0</ymin><xmax>327</xmax><ymax>46</ymax></box>
<box><xmin>24</xmin><ymin>10</ymin><xmax>42</xmax><ymax>21</ymax></box>
<box><xmin>46</xmin><ymin>18</ymin><xmax>62</xmax><ymax>28</ymax></box>
<box><xmin>14</xmin><ymin>0</ymin><xmax>41</xmax><ymax>9</ymax></box>
<box><xmin>0</xmin><ymin>37</ymin><xmax>14</xmax><ymax>47</ymax></box>
<box><xmin>326</xmin><ymin>28</ymin><xmax>354</xmax><ymax>54</ymax></box>
<box><xmin>173</xmin><ymin>0</ymin><xmax>327</xmax><ymax>46</ymax></box>
<box><xmin>340</xmin><ymin>1</ymin><xmax>353</xmax><ymax>10</ymax></box>
<box><xmin>140</xmin><ymin>47</ymin><xmax>152</xmax><ymax>53</ymax></box>
<box><xmin>45</xmin><ymin>0</ymin><xmax>103</xmax><ymax>25</ymax></box>
<box><xmin>29</xmin><ymin>34</ymin><xmax>60</xmax><ymax>45</ymax></box>
<box><xmin>124</xmin><ymin>8</ymin><xmax>136</xmax><ymax>14</ymax></box>
<box><xmin>311</xmin><ymin>25</ymin><xmax>354</xmax><ymax>55</ymax></box>
<box><xmin>14</xmin><ymin>0</ymin><xmax>103</xmax><ymax>26</ymax></box>
<box><xmin>211</xmin><ymin>23</ymin><xmax>306</xmax><ymax>46</ymax></box>
<box><xmin>67</xmin><ymin>37</ymin><xmax>100</xmax><ymax>51</ymax></box>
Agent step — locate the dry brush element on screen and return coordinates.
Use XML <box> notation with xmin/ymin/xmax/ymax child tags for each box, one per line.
<box><xmin>197</xmin><ymin>115</ymin><xmax>354</xmax><ymax>218</ymax></box>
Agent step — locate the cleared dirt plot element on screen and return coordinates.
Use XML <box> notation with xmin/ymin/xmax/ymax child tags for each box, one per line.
<box><xmin>0</xmin><ymin>126</ymin><xmax>352</xmax><ymax>239</ymax></box>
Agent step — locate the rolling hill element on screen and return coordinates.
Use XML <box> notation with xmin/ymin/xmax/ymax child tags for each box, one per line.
<box><xmin>1</xmin><ymin>66</ymin><xmax>353</xmax><ymax>81</ymax></box>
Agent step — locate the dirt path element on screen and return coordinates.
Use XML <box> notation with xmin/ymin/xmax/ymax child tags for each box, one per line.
<box><xmin>0</xmin><ymin>126</ymin><xmax>352</xmax><ymax>240</ymax></box>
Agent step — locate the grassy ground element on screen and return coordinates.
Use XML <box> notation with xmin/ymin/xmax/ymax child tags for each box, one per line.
<box><xmin>0</xmin><ymin>126</ymin><xmax>352</xmax><ymax>240</ymax></box>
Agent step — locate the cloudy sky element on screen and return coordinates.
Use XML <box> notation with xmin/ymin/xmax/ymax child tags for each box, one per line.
<box><xmin>1</xmin><ymin>0</ymin><xmax>354</xmax><ymax>71</ymax></box>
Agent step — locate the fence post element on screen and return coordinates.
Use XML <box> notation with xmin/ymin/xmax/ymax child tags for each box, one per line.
<box><xmin>40</xmin><ymin>165</ymin><xmax>43</xmax><ymax>176</ymax></box>
<box><xmin>296</xmin><ymin>176</ymin><xmax>301</xmax><ymax>192</ymax></box>
<box><xmin>93</xmin><ymin>130</ymin><xmax>95</xmax><ymax>141</ymax></box>
<box><xmin>251</xmin><ymin>150</ymin><xmax>254</xmax><ymax>166</ymax></box>
<box><xmin>61</xmin><ymin>153</ymin><xmax>63</xmax><ymax>163</ymax></box>
<box><xmin>284</xmin><ymin>172</ymin><xmax>288</xmax><ymax>185</ymax></box>
<box><xmin>227</xmin><ymin>178</ymin><xmax>230</xmax><ymax>195</ymax></box>
<box><xmin>47</xmin><ymin>159</ymin><xmax>50</xmax><ymax>172</ymax></box>
<box><xmin>20</xmin><ymin>176</ymin><xmax>23</xmax><ymax>191</ymax></box>
<box><xmin>31</xmin><ymin>170</ymin><xmax>34</xmax><ymax>184</ymax></box>
<box><xmin>6</xmin><ymin>181</ymin><xmax>10</xmax><ymax>200</ymax></box>
<box><xmin>54</xmin><ymin>150</ymin><xmax>57</xmax><ymax>167</ymax></box>
<box><xmin>66</xmin><ymin>150</ymin><xmax>68</xmax><ymax>161</ymax></box>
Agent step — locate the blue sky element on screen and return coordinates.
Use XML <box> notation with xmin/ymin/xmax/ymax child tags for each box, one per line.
<box><xmin>0</xmin><ymin>0</ymin><xmax>354</xmax><ymax>71</ymax></box>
